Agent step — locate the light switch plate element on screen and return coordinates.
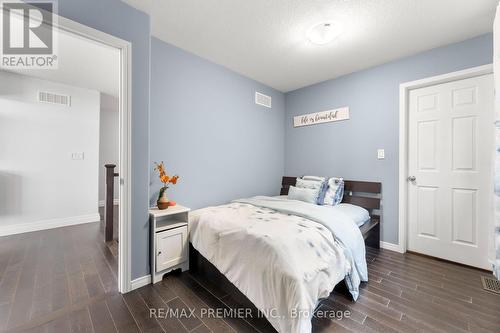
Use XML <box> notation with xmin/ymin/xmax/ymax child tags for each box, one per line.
<box><xmin>377</xmin><ymin>149</ymin><xmax>385</xmax><ymax>159</ymax></box>
<box><xmin>71</xmin><ymin>152</ymin><xmax>85</xmax><ymax>160</ymax></box>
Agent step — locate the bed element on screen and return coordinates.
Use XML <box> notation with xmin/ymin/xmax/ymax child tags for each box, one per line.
<box><xmin>189</xmin><ymin>177</ymin><xmax>381</xmax><ymax>333</ymax></box>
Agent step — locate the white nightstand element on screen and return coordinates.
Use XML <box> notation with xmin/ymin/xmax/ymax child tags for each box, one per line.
<box><xmin>149</xmin><ymin>205</ymin><xmax>190</xmax><ymax>284</ymax></box>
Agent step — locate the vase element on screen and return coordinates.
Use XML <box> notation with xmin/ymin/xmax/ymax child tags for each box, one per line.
<box><xmin>157</xmin><ymin>190</ymin><xmax>169</xmax><ymax>210</ymax></box>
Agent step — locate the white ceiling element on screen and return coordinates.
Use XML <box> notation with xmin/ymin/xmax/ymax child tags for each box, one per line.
<box><xmin>124</xmin><ymin>0</ymin><xmax>497</xmax><ymax>92</ymax></box>
<box><xmin>6</xmin><ymin>27</ymin><xmax>120</xmax><ymax>97</ymax></box>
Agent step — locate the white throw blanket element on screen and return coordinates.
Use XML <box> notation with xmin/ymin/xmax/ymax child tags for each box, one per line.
<box><xmin>190</xmin><ymin>196</ymin><xmax>366</xmax><ymax>333</ymax></box>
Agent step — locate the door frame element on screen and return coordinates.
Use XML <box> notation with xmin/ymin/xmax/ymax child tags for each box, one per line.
<box><xmin>398</xmin><ymin>64</ymin><xmax>493</xmax><ymax>254</ymax></box>
<box><xmin>54</xmin><ymin>15</ymin><xmax>133</xmax><ymax>293</ymax></box>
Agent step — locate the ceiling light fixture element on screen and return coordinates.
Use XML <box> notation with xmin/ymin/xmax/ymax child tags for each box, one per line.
<box><xmin>307</xmin><ymin>21</ymin><xmax>342</xmax><ymax>45</ymax></box>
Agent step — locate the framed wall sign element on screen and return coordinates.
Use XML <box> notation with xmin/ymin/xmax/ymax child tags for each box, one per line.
<box><xmin>293</xmin><ymin>107</ymin><xmax>349</xmax><ymax>127</ymax></box>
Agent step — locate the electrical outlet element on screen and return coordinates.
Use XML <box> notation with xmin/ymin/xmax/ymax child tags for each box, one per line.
<box><xmin>377</xmin><ymin>149</ymin><xmax>385</xmax><ymax>160</ymax></box>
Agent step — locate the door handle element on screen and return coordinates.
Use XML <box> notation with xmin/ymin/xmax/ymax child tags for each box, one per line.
<box><xmin>408</xmin><ymin>176</ymin><xmax>416</xmax><ymax>182</ymax></box>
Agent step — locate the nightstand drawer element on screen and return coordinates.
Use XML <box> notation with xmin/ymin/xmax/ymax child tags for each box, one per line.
<box><xmin>155</xmin><ymin>226</ymin><xmax>188</xmax><ymax>272</ymax></box>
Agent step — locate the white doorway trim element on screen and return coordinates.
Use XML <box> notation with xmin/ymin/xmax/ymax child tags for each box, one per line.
<box><xmin>398</xmin><ymin>64</ymin><xmax>493</xmax><ymax>254</ymax></box>
<box><xmin>53</xmin><ymin>15</ymin><xmax>133</xmax><ymax>293</ymax></box>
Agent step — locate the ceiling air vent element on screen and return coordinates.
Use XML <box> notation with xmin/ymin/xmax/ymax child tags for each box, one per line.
<box><xmin>38</xmin><ymin>91</ymin><xmax>71</xmax><ymax>106</ymax></box>
<box><xmin>255</xmin><ymin>92</ymin><xmax>272</xmax><ymax>108</ymax></box>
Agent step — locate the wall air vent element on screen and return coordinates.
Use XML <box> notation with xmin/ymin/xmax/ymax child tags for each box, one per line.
<box><xmin>255</xmin><ymin>92</ymin><xmax>272</xmax><ymax>108</ymax></box>
<box><xmin>38</xmin><ymin>91</ymin><xmax>71</xmax><ymax>106</ymax></box>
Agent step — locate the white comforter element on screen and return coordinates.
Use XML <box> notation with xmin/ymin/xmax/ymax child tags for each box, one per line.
<box><xmin>189</xmin><ymin>196</ymin><xmax>367</xmax><ymax>333</ymax></box>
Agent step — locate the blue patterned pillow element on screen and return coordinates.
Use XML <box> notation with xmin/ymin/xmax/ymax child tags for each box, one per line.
<box><xmin>323</xmin><ymin>177</ymin><xmax>344</xmax><ymax>206</ymax></box>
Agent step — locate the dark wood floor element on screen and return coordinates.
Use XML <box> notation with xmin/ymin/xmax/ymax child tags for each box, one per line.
<box><xmin>0</xmin><ymin>221</ymin><xmax>499</xmax><ymax>333</ymax></box>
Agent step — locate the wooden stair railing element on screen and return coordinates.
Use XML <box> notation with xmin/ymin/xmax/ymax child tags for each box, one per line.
<box><xmin>104</xmin><ymin>164</ymin><xmax>119</xmax><ymax>242</ymax></box>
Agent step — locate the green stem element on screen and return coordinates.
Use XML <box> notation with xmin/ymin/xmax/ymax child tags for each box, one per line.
<box><xmin>158</xmin><ymin>185</ymin><xmax>168</xmax><ymax>200</ymax></box>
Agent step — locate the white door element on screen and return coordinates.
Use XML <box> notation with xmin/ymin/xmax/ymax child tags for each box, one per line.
<box><xmin>156</xmin><ymin>226</ymin><xmax>188</xmax><ymax>272</ymax></box>
<box><xmin>407</xmin><ymin>74</ymin><xmax>494</xmax><ymax>269</ymax></box>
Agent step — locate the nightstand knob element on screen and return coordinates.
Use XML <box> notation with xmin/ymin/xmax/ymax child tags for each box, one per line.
<box><xmin>157</xmin><ymin>251</ymin><xmax>162</xmax><ymax>256</ymax></box>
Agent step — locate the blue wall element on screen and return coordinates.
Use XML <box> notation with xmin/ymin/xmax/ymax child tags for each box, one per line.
<box><xmin>150</xmin><ymin>38</ymin><xmax>285</xmax><ymax>210</ymax></box>
<box><xmin>39</xmin><ymin>1</ymin><xmax>495</xmax><ymax>278</ymax></box>
<box><xmin>285</xmin><ymin>34</ymin><xmax>493</xmax><ymax>244</ymax></box>
<box><xmin>55</xmin><ymin>0</ymin><xmax>151</xmax><ymax>279</ymax></box>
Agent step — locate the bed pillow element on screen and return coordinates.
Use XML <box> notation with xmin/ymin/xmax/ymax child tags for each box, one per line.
<box><xmin>302</xmin><ymin>175</ymin><xmax>326</xmax><ymax>182</ymax></box>
<box><xmin>296</xmin><ymin>177</ymin><xmax>326</xmax><ymax>205</ymax></box>
<box><xmin>323</xmin><ymin>177</ymin><xmax>344</xmax><ymax>206</ymax></box>
<box><xmin>287</xmin><ymin>185</ymin><xmax>320</xmax><ymax>204</ymax></box>
<box><xmin>296</xmin><ymin>178</ymin><xmax>323</xmax><ymax>190</ymax></box>
<box><xmin>334</xmin><ymin>203</ymin><xmax>370</xmax><ymax>227</ymax></box>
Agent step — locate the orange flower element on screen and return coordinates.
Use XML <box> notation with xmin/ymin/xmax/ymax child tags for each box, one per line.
<box><xmin>154</xmin><ymin>162</ymin><xmax>180</xmax><ymax>187</ymax></box>
<box><xmin>160</xmin><ymin>175</ymin><xmax>170</xmax><ymax>184</ymax></box>
<box><xmin>154</xmin><ymin>162</ymin><xmax>165</xmax><ymax>174</ymax></box>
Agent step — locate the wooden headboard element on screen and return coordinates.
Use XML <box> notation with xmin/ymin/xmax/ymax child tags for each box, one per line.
<box><xmin>280</xmin><ymin>176</ymin><xmax>382</xmax><ymax>219</ymax></box>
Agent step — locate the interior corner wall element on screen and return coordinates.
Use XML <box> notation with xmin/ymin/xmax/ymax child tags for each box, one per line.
<box><xmin>0</xmin><ymin>71</ymin><xmax>100</xmax><ymax>229</ymax></box>
<box><xmin>149</xmin><ymin>38</ymin><xmax>286</xmax><ymax>210</ymax></box>
<box><xmin>284</xmin><ymin>33</ymin><xmax>494</xmax><ymax>245</ymax></box>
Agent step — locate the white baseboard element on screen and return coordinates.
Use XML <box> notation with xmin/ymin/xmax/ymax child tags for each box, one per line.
<box><xmin>98</xmin><ymin>199</ymin><xmax>120</xmax><ymax>207</ymax></box>
<box><xmin>0</xmin><ymin>213</ymin><xmax>101</xmax><ymax>237</ymax></box>
<box><xmin>130</xmin><ymin>275</ymin><xmax>151</xmax><ymax>290</ymax></box>
<box><xmin>380</xmin><ymin>241</ymin><xmax>405</xmax><ymax>253</ymax></box>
